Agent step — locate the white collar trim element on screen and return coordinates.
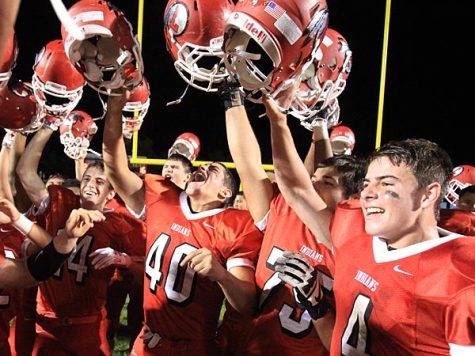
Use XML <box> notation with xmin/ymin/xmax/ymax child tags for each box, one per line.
<box><xmin>179</xmin><ymin>191</ymin><xmax>225</xmax><ymax>220</ymax></box>
<box><xmin>373</xmin><ymin>227</ymin><xmax>463</xmax><ymax>263</ymax></box>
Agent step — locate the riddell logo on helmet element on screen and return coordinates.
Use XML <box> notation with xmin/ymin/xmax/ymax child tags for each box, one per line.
<box><xmin>243</xmin><ymin>19</ymin><xmax>267</xmax><ymax>43</ymax></box>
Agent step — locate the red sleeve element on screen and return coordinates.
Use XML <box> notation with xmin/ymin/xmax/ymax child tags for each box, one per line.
<box><xmin>445</xmin><ymin>287</ymin><xmax>475</xmax><ymax>346</ymax></box>
<box><xmin>218</xmin><ymin>210</ymin><xmax>263</xmax><ymax>269</ymax></box>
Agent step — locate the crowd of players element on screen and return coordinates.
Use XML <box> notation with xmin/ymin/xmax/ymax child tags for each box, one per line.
<box><xmin>0</xmin><ymin>0</ymin><xmax>474</xmax><ymax>355</ymax></box>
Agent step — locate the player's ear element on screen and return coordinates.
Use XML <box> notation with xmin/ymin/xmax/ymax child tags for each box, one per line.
<box><xmin>218</xmin><ymin>187</ymin><xmax>232</xmax><ymax>201</ymax></box>
<box><xmin>106</xmin><ymin>189</ymin><xmax>116</xmax><ymax>201</ymax></box>
<box><xmin>421</xmin><ymin>182</ymin><xmax>440</xmax><ymax>209</ymax></box>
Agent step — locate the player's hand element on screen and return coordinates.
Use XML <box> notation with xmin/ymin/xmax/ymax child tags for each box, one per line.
<box><xmin>217</xmin><ymin>75</ymin><xmax>244</xmax><ymax>110</ymax></box>
<box><xmin>64</xmin><ymin>209</ymin><xmax>105</xmax><ymax>239</ymax></box>
<box><xmin>263</xmin><ymin>93</ymin><xmax>287</xmax><ymax>124</ymax></box>
<box><xmin>89</xmin><ymin>247</ymin><xmax>132</xmax><ymax>270</ymax></box>
<box><xmin>0</xmin><ymin>198</ymin><xmax>20</xmax><ymax>224</ymax></box>
<box><xmin>180</xmin><ymin>248</ymin><xmax>226</xmax><ymax>282</ymax></box>
<box><xmin>275</xmin><ymin>251</ymin><xmax>328</xmax><ymax>320</ymax></box>
<box><xmin>272</xmin><ymin>81</ymin><xmax>297</xmax><ymax>111</ymax></box>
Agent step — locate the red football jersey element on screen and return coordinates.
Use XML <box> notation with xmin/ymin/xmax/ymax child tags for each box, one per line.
<box><xmin>0</xmin><ymin>227</ymin><xmax>25</xmax><ymax>349</ymax></box>
<box><xmin>438</xmin><ymin>208</ymin><xmax>475</xmax><ymax>236</ymax></box>
<box><xmin>330</xmin><ymin>200</ymin><xmax>475</xmax><ymax>355</ymax></box>
<box><xmin>221</xmin><ymin>189</ymin><xmax>332</xmax><ymax>354</ymax></box>
<box><xmin>35</xmin><ymin>185</ymin><xmax>136</xmax><ymax>317</ymax></box>
<box><xmin>106</xmin><ymin>196</ymin><xmax>146</xmax><ymax>257</ymax></box>
<box><xmin>141</xmin><ymin>175</ymin><xmax>263</xmax><ymax>340</ymax></box>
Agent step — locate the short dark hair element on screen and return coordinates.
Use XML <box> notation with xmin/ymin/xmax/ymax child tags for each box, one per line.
<box><xmin>63</xmin><ymin>178</ymin><xmax>81</xmax><ymax>189</ymax></box>
<box><xmin>367</xmin><ymin>138</ymin><xmax>453</xmax><ymax>215</ymax></box>
<box><xmin>317</xmin><ymin>155</ymin><xmax>366</xmax><ymax>199</ymax></box>
<box><xmin>215</xmin><ymin>162</ymin><xmax>237</xmax><ymax>207</ymax></box>
<box><xmin>86</xmin><ymin>160</ymin><xmax>105</xmax><ymax>173</ymax></box>
<box><xmin>46</xmin><ymin>173</ymin><xmax>66</xmax><ymax>182</ymax></box>
<box><xmin>167</xmin><ymin>153</ymin><xmax>193</xmax><ymax>173</ymax></box>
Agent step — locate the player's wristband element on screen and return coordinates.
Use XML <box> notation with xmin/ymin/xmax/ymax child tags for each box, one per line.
<box><xmin>26</xmin><ymin>241</ymin><xmax>71</xmax><ymax>281</ymax></box>
<box><xmin>218</xmin><ymin>81</ymin><xmax>245</xmax><ymax>110</ymax></box>
<box><xmin>223</xmin><ymin>88</ymin><xmax>244</xmax><ymax>110</ymax></box>
<box><xmin>311</xmin><ymin>120</ymin><xmax>329</xmax><ymax>142</ymax></box>
<box><xmin>13</xmin><ymin>214</ymin><xmax>35</xmax><ymax>236</ymax></box>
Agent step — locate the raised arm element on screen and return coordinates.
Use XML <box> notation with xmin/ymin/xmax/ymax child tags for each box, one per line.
<box><xmin>303</xmin><ymin>121</ymin><xmax>333</xmax><ymax>175</ymax></box>
<box><xmin>0</xmin><ymin>132</ymin><xmax>14</xmax><ymax>202</ymax></box>
<box><xmin>15</xmin><ymin>126</ymin><xmax>53</xmax><ymax>207</ymax></box>
<box><xmin>221</xmin><ymin>82</ymin><xmax>273</xmax><ymax>222</ymax></box>
<box><xmin>102</xmin><ymin>92</ymin><xmax>144</xmax><ymax>215</ymax></box>
<box><xmin>264</xmin><ymin>96</ymin><xmax>332</xmax><ymax>249</ymax></box>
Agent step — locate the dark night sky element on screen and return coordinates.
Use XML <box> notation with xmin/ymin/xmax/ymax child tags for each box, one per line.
<box><xmin>11</xmin><ymin>0</ymin><xmax>473</xmax><ymax>178</ymax></box>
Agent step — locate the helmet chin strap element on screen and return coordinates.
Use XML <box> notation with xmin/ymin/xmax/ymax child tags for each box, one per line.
<box><xmin>166</xmin><ymin>84</ymin><xmax>190</xmax><ymax>106</ymax></box>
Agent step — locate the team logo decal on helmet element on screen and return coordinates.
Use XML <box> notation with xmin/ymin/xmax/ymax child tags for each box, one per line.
<box><xmin>164</xmin><ymin>2</ymin><xmax>189</xmax><ymax>37</ymax></box>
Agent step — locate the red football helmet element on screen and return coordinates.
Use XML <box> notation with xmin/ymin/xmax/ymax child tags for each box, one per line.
<box><xmin>0</xmin><ymin>79</ymin><xmax>44</xmax><ymax>132</ymax></box>
<box><xmin>163</xmin><ymin>0</ymin><xmax>234</xmax><ymax>92</ymax></box>
<box><xmin>445</xmin><ymin>165</ymin><xmax>475</xmax><ymax>205</ymax></box>
<box><xmin>60</xmin><ymin>0</ymin><xmax>143</xmax><ymax>95</ymax></box>
<box><xmin>32</xmin><ymin>39</ymin><xmax>85</xmax><ymax>118</ymax></box>
<box><xmin>330</xmin><ymin>124</ymin><xmax>355</xmax><ymax>155</ymax></box>
<box><xmin>223</xmin><ymin>0</ymin><xmax>329</xmax><ymax>100</ymax></box>
<box><xmin>290</xmin><ymin>28</ymin><xmax>351</xmax><ymax>123</ymax></box>
<box><xmin>122</xmin><ymin>76</ymin><xmax>150</xmax><ymax>139</ymax></box>
<box><xmin>168</xmin><ymin>132</ymin><xmax>201</xmax><ymax>162</ymax></box>
<box><xmin>0</xmin><ymin>29</ymin><xmax>18</xmax><ymax>90</ymax></box>
<box><xmin>59</xmin><ymin>110</ymin><xmax>98</xmax><ymax>159</ymax></box>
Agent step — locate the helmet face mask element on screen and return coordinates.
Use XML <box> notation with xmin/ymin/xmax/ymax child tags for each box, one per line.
<box><xmin>164</xmin><ymin>0</ymin><xmax>234</xmax><ymax>92</ymax></box>
<box><xmin>445</xmin><ymin>165</ymin><xmax>475</xmax><ymax>205</ymax></box>
<box><xmin>32</xmin><ymin>40</ymin><xmax>85</xmax><ymax>118</ymax></box>
<box><xmin>122</xmin><ymin>97</ymin><xmax>150</xmax><ymax>139</ymax></box>
<box><xmin>289</xmin><ymin>28</ymin><xmax>351</xmax><ymax>127</ymax></box>
<box><xmin>59</xmin><ymin>110</ymin><xmax>98</xmax><ymax>160</ymax></box>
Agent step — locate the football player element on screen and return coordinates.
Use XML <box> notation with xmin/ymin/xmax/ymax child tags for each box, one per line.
<box><xmin>16</xmin><ymin>124</ymin><xmax>144</xmax><ymax>355</ymax></box>
<box><xmin>217</xmin><ymin>80</ymin><xmax>363</xmax><ymax>354</ymax></box>
<box><xmin>265</xmin><ymin>93</ymin><xmax>475</xmax><ymax>354</ymax></box>
<box><xmin>102</xmin><ymin>91</ymin><xmax>263</xmax><ymax>355</ymax></box>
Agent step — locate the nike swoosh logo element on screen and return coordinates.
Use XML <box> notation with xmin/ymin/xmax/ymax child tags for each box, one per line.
<box><xmin>393</xmin><ymin>265</ymin><xmax>413</xmax><ymax>276</ymax></box>
<box><xmin>202</xmin><ymin>222</ymin><xmax>216</xmax><ymax>230</ymax></box>
<box><xmin>0</xmin><ymin>227</ymin><xmax>14</xmax><ymax>233</ymax></box>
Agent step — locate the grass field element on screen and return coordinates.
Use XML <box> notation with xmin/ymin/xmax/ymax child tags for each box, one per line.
<box><xmin>111</xmin><ymin>299</ymin><xmax>228</xmax><ymax>355</ymax></box>
<box><xmin>112</xmin><ymin>296</ymin><xmax>132</xmax><ymax>355</ymax></box>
